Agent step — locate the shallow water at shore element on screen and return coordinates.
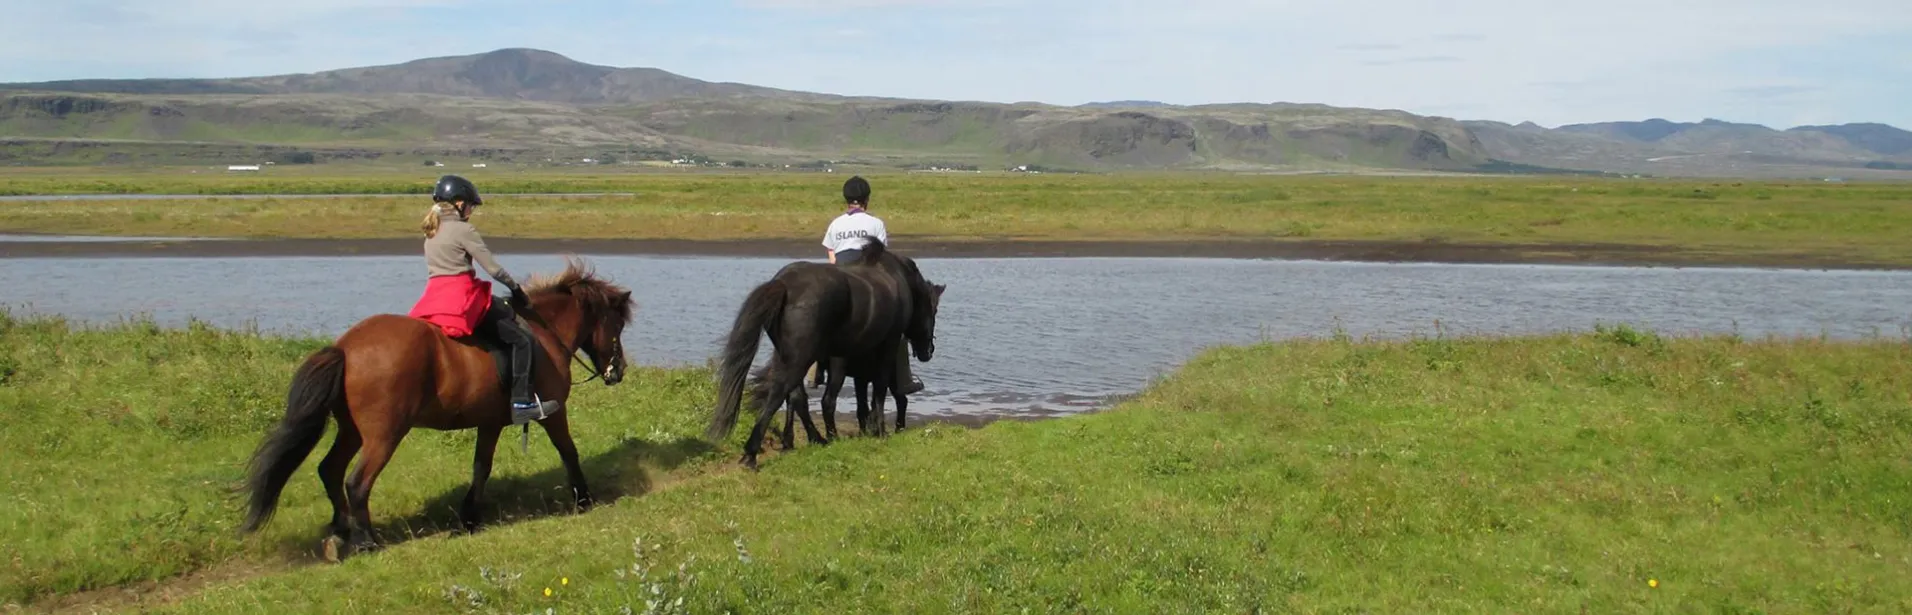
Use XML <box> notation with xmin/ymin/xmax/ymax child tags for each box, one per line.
<box><xmin>4</xmin><ymin>254</ymin><xmax>1910</xmax><ymax>420</ymax></box>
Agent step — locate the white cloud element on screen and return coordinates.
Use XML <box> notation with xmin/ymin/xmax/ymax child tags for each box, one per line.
<box><xmin>730</xmin><ymin>0</ymin><xmax>1912</xmax><ymax>126</ymax></box>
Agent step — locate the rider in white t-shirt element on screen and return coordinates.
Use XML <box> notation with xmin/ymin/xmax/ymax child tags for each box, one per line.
<box><xmin>810</xmin><ymin>175</ymin><xmax>924</xmax><ymax>395</ymax></box>
<box><xmin>822</xmin><ymin>179</ymin><xmax>887</xmax><ymax>264</ymax></box>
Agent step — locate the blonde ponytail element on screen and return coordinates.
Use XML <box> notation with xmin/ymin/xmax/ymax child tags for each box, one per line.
<box><xmin>421</xmin><ymin>204</ymin><xmax>446</xmax><ymax>238</ymax></box>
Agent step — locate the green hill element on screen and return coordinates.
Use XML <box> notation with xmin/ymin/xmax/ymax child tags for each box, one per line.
<box><xmin>0</xmin><ymin>89</ymin><xmax>1495</xmax><ymax>171</ymax></box>
<box><xmin>1</xmin><ymin>47</ymin><xmax>1909</xmax><ymax>177</ymax></box>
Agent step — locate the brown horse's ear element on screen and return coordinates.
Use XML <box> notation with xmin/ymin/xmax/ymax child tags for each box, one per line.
<box><xmin>620</xmin><ymin>290</ymin><xmax>632</xmax><ymax>301</ymax></box>
<box><xmin>933</xmin><ymin>284</ymin><xmax>946</xmax><ymax>295</ymax></box>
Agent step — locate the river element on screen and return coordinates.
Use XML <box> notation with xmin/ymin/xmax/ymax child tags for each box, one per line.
<box><xmin>4</xmin><ymin>252</ymin><xmax>1909</xmax><ymax>419</ymax></box>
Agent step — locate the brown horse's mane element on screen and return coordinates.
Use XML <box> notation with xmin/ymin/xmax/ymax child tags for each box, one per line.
<box><xmin>525</xmin><ymin>255</ymin><xmax>636</xmax><ymax>324</ymax></box>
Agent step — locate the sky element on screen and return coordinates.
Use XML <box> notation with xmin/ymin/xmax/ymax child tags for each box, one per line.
<box><xmin>2</xmin><ymin>0</ymin><xmax>1908</xmax><ymax>129</ymax></box>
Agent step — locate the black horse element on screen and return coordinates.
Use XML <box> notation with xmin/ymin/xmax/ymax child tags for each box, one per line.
<box><xmin>799</xmin><ymin>249</ymin><xmax>941</xmax><ymax>442</ymax></box>
<box><xmin>707</xmin><ymin>238</ymin><xmax>945</xmax><ymax>469</ymax></box>
<box><xmin>795</xmin><ymin>344</ymin><xmax>917</xmax><ymax>445</ymax></box>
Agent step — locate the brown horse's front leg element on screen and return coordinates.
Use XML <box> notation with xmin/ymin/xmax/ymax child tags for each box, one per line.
<box><xmin>870</xmin><ymin>360</ymin><xmax>892</xmax><ymax>438</ymax></box>
<box><xmin>538</xmin><ymin>410</ymin><xmax>593</xmax><ymax>511</ymax></box>
<box><xmin>820</xmin><ymin>358</ymin><xmax>848</xmax><ymax>444</ymax></box>
<box><xmin>461</xmin><ymin>424</ymin><xmax>504</xmax><ymax>532</ymax></box>
<box><xmin>787</xmin><ymin>382</ymin><xmax>826</xmax><ymax>446</ymax></box>
<box><xmin>779</xmin><ymin>388</ymin><xmax>798</xmax><ymax>450</ymax></box>
<box><xmin>893</xmin><ymin>383</ymin><xmax>909</xmax><ymax>432</ymax></box>
<box><xmin>852</xmin><ymin>377</ymin><xmax>871</xmax><ymax>436</ymax></box>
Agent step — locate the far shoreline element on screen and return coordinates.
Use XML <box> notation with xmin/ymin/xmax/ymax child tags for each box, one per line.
<box><xmin>2</xmin><ymin>233</ymin><xmax>1903</xmax><ymax>271</ymax></box>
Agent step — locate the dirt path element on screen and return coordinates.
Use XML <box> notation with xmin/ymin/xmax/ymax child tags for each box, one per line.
<box><xmin>7</xmin><ymin>558</ymin><xmax>297</xmax><ymax>615</ymax></box>
<box><xmin>0</xmin><ymin>412</ymin><xmax>1038</xmax><ymax>614</ymax></box>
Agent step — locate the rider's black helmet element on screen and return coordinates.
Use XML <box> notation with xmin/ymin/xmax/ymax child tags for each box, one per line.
<box><xmin>432</xmin><ymin>174</ymin><xmax>482</xmax><ymax>205</ymax></box>
<box><xmin>843</xmin><ymin>175</ymin><xmax>870</xmax><ymax>205</ymax></box>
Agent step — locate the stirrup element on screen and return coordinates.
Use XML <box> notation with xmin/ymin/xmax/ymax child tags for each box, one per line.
<box><xmin>511</xmin><ymin>393</ymin><xmax>561</xmax><ymax>425</ymax></box>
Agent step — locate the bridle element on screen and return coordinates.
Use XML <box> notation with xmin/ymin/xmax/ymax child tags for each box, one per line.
<box><xmin>567</xmin><ymin>347</ymin><xmax>606</xmax><ymax>385</ymax></box>
<box><xmin>567</xmin><ymin>333</ymin><xmax>622</xmax><ymax>385</ymax></box>
<box><xmin>509</xmin><ymin>298</ymin><xmax>621</xmax><ymax>386</ymax></box>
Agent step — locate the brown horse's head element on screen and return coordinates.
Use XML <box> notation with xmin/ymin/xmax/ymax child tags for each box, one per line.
<box><xmin>525</xmin><ymin>255</ymin><xmax>636</xmax><ymax>385</ymax></box>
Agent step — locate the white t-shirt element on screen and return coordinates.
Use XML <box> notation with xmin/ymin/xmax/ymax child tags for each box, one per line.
<box><xmin>821</xmin><ymin>211</ymin><xmax>888</xmax><ymax>253</ymax></box>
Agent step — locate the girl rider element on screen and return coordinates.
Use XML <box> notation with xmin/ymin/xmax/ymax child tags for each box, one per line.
<box><xmin>408</xmin><ymin>174</ymin><xmax>561</xmax><ymax>425</ymax></box>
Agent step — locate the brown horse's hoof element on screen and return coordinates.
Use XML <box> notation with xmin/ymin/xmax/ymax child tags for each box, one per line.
<box><xmin>321</xmin><ymin>536</ymin><xmax>345</xmax><ymax>563</ymax></box>
<box><xmin>740</xmin><ymin>455</ymin><xmax>760</xmax><ymax>472</ymax></box>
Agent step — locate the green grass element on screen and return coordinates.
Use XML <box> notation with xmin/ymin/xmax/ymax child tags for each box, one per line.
<box><xmin>4</xmin><ymin>169</ymin><xmax>1912</xmax><ymax>266</ymax></box>
<box><xmin>0</xmin><ymin>309</ymin><xmax>725</xmax><ymax>608</ymax></box>
<box><xmin>4</xmin><ymin>311</ymin><xmax>1910</xmax><ymax>613</ymax></box>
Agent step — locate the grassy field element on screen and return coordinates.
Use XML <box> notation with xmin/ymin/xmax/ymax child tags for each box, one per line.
<box><xmin>3</xmin><ymin>309</ymin><xmax>1909</xmax><ymax>613</ymax></box>
<box><xmin>0</xmin><ymin>309</ymin><xmax>727</xmax><ymax>610</ymax></box>
<box><xmin>4</xmin><ymin>168</ymin><xmax>1912</xmax><ymax>265</ymax></box>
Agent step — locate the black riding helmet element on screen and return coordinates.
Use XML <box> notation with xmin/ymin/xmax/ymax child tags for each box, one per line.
<box><xmin>432</xmin><ymin>174</ymin><xmax>482</xmax><ymax>206</ymax></box>
<box><xmin>843</xmin><ymin>175</ymin><xmax>870</xmax><ymax>205</ymax></box>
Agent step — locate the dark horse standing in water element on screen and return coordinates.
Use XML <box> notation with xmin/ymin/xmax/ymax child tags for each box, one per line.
<box><xmin>707</xmin><ymin>238</ymin><xmax>944</xmax><ymax>469</ymax></box>
<box><xmin>238</xmin><ymin>256</ymin><xmax>636</xmax><ymax>560</ymax></box>
<box><xmin>795</xmin><ymin>343</ymin><xmax>920</xmax><ymax>446</ymax></box>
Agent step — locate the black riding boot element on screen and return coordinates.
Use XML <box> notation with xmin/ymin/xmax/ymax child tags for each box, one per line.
<box><xmin>894</xmin><ymin>341</ymin><xmax>924</xmax><ymax>395</ymax></box>
<box><xmin>485</xmin><ymin>304</ymin><xmax>560</xmax><ymax>423</ymax></box>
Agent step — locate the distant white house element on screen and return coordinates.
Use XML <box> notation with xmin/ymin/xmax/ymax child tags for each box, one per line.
<box><xmin>472</xmin><ymin>163</ymin><xmax>487</xmax><ymax>168</ymax></box>
<box><xmin>227</xmin><ymin>165</ymin><xmax>261</xmax><ymax>172</ymax></box>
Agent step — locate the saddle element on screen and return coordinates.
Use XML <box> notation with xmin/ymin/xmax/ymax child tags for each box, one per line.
<box><xmin>452</xmin><ymin>302</ymin><xmax>530</xmax><ymax>396</ymax></box>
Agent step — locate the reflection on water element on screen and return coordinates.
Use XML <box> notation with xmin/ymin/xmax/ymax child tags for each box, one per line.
<box><xmin>3</xmin><ymin>254</ymin><xmax>1910</xmax><ymax>419</ymax></box>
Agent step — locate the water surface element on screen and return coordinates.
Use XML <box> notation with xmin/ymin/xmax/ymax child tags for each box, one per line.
<box><xmin>4</xmin><ymin>255</ymin><xmax>1909</xmax><ymax>419</ymax></box>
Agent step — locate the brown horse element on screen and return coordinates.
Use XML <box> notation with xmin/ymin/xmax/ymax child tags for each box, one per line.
<box><xmin>237</xmin><ymin>256</ymin><xmax>636</xmax><ymax>561</ymax></box>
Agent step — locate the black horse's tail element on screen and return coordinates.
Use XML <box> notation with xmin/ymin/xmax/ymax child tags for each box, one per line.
<box><xmin>241</xmin><ymin>345</ymin><xmax>346</xmax><ymax>533</ymax></box>
<box><xmin>708</xmin><ymin>279</ymin><xmax>788</xmax><ymax>441</ymax></box>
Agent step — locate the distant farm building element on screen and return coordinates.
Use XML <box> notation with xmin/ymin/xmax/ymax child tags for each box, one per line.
<box><xmin>227</xmin><ymin>165</ymin><xmax>261</xmax><ymax>172</ymax></box>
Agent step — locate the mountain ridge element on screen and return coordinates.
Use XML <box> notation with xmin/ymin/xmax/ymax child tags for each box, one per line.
<box><xmin>0</xmin><ymin>48</ymin><xmax>849</xmax><ymax>105</ymax></box>
<box><xmin>2</xmin><ymin>48</ymin><xmax>1908</xmax><ymax>177</ymax></box>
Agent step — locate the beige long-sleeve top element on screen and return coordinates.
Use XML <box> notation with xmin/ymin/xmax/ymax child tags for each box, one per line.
<box><xmin>425</xmin><ymin>208</ymin><xmax>514</xmax><ymax>288</ymax></box>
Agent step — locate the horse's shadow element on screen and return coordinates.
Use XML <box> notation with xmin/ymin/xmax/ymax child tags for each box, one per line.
<box><xmin>273</xmin><ymin>433</ymin><xmax>717</xmax><ymax>560</ymax></box>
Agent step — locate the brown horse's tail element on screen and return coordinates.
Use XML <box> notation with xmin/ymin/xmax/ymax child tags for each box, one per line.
<box><xmin>708</xmin><ymin>279</ymin><xmax>786</xmax><ymax>441</ymax></box>
<box><xmin>241</xmin><ymin>345</ymin><xmax>346</xmax><ymax>533</ymax></box>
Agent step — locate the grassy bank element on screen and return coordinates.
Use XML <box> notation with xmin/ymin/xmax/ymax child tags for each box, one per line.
<box><xmin>0</xmin><ymin>309</ymin><xmax>726</xmax><ymax>609</ymax></box>
<box><xmin>0</xmin><ymin>165</ymin><xmax>669</xmax><ymax>197</ymax></box>
<box><xmin>4</xmin><ymin>312</ymin><xmax>1909</xmax><ymax>612</ymax></box>
<box><xmin>4</xmin><ymin>171</ymin><xmax>1912</xmax><ymax>266</ymax></box>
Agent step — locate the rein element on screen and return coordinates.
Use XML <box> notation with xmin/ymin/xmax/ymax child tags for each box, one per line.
<box><xmin>508</xmin><ymin>297</ymin><xmax>608</xmax><ymax>454</ymax></box>
<box><xmin>510</xmin><ymin>298</ymin><xmax>608</xmax><ymax>385</ymax></box>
